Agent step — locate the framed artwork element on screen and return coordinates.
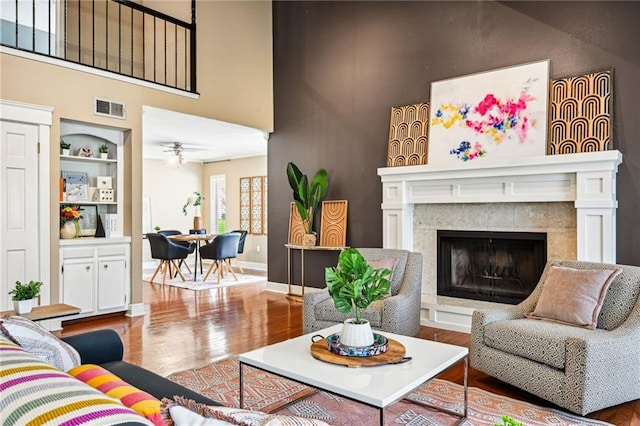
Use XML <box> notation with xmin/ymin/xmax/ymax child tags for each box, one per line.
<box><xmin>387</xmin><ymin>102</ymin><xmax>430</xmax><ymax>167</ymax></box>
<box><xmin>287</xmin><ymin>202</ymin><xmax>305</xmax><ymax>245</ymax></box>
<box><xmin>319</xmin><ymin>200</ymin><xmax>348</xmax><ymax>247</ymax></box>
<box><xmin>66</xmin><ymin>183</ymin><xmax>88</xmax><ymax>201</ymax></box>
<box><xmin>428</xmin><ymin>60</ymin><xmax>550</xmax><ymax>167</ymax></box>
<box><xmin>62</xmin><ymin>171</ymin><xmax>88</xmax><ymax>185</ymax></box>
<box><xmin>77</xmin><ymin>204</ymin><xmax>98</xmax><ymax>237</ymax></box>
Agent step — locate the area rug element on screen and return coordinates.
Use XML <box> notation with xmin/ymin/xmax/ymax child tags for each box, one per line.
<box><xmin>144</xmin><ymin>272</ymin><xmax>265</xmax><ymax>291</ymax></box>
<box><xmin>167</xmin><ymin>356</ymin><xmax>613</xmax><ymax>426</ymax></box>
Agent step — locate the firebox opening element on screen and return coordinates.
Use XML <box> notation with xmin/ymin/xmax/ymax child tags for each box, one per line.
<box><xmin>437</xmin><ymin>230</ymin><xmax>547</xmax><ymax>305</ymax></box>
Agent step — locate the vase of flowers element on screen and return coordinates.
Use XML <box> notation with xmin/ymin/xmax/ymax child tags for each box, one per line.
<box><xmin>183</xmin><ymin>191</ymin><xmax>204</xmax><ymax>230</ymax></box>
<box><xmin>60</xmin><ymin>205</ymin><xmax>82</xmax><ymax>239</ymax></box>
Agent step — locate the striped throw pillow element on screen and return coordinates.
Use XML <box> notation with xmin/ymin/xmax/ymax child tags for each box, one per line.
<box><xmin>0</xmin><ymin>340</ymin><xmax>154</xmax><ymax>426</ymax></box>
<box><xmin>69</xmin><ymin>364</ymin><xmax>165</xmax><ymax>426</ymax></box>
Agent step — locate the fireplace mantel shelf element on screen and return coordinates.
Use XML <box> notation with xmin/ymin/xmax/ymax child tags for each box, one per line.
<box><xmin>378</xmin><ymin>150</ymin><xmax>623</xmax><ymax>332</ymax></box>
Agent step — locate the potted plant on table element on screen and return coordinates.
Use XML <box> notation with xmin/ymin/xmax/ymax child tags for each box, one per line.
<box><xmin>183</xmin><ymin>191</ymin><xmax>205</xmax><ymax>230</ymax></box>
<box><xmin>98</xmin><ymin>143</ymin><xmax>109</xmax><ymax>159</ymax></box>
<box><xmin>325</xmin><ymin>248</ymin><xmax>392</xmax><ymax>347</ymax></box>
<box><xmin>286</xmin><ymin>162</ymin><xmax>329</xmax><ymax>246</ymax></box>
<box><xmin>9</xmin><ymin>280</ymin><xmax>43</xmax><ymax>314</ymax></box>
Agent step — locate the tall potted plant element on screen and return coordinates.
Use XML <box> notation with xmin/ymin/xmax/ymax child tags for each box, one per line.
<box><xmin>286</xmin><ymin>162</ymin><xmax>329</xmax><ymax>246</ymax></box>
<box><xmin>8</xmin><ymin>280</ymin><xmax>43</xmax><ymax>314</ymax></box>
<box><xmin>325</xmin><ymin>248</ymin><xmax>392</xmax><ymax>347</ymax></box>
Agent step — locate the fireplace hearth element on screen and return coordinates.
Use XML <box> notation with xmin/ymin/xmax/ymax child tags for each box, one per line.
<box><xmin>437</xmin><ymin>230</ymin><xmax>547</xmax><ymax>304</ymax></box>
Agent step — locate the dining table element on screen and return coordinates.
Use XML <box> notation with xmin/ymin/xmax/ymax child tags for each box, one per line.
<box><xmin>168</xmin><ymin>233</ymin><xmax>216</xmax><ymax>281</ymax></box>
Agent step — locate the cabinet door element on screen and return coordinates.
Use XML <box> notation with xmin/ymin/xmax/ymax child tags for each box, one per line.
<box><xmin>98</xmin><ymin>258</ymin><xmax>127</xmax><ymax>311</ymax></box>
<box><xmin>61</xmin><ymin>261</ymin><xmax>96</xmax><ymax>313</ymax></box>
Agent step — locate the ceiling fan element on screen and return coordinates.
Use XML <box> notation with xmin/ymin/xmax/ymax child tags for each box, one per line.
<box><xmin>161</xmin><ymin>142</ymin><xmax>206</xmax><ymax>164</ymax></box>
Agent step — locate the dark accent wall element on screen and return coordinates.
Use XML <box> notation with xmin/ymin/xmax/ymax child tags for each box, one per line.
<box><xmin>269</xmin><ymin>1</ymin><xmax>640</xmax><ymax>287</ymax></box>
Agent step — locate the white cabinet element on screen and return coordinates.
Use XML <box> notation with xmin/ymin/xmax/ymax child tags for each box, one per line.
<box><xmin>60</xmin><ymin>240</ymin><xmax>130</xmax><ymax>319</ymax></box>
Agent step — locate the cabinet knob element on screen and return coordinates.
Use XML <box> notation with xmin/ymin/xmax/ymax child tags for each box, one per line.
<box><xmin>103</xmin><ymin>264</ymin><xmax>109</xmax><ymax>269</ymax></box>
<box><xmin>85</xmin><ymin>265</ymin><xmax>91</xmax><ymax>271</ymax></box>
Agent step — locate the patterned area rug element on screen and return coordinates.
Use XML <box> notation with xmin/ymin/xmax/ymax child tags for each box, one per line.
<box><xmin>144</xmin><ymin>272</ymin><xmax>264</xmax><ymax>291</ymax></box>
<box><xmin>167</xmin><ymin>356</ymin><xmax>613</xmax><ymax>426</ymax></box>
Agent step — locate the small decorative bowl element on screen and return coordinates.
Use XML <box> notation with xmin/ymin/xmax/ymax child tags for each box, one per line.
<box><xmin>325</xmin><ymin>333</ymin><xmax>389</xmax><ymax>357</ymax></box>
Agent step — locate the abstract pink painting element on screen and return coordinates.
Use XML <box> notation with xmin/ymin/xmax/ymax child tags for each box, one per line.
<box><xmin>427</xmin><ymin>60</ymin><xmax>550</xmax><ymax>167</ymax></box>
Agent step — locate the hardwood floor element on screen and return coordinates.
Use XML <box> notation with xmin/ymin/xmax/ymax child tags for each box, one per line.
<box><xmin>56</xmin><ymin>273</ymin><xmax>639</xmax><ymax>425</ymax></box>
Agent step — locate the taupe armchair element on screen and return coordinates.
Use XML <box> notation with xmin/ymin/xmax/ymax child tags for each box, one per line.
<box><xmin>471</xmin><ymin>260</ymin><xmax>640</xmax><ymax>415</ymax></box>
<box><xmin>303</xmin><ymin>248</ymin><xmax>423</xmax><ymax>337</ymax></box>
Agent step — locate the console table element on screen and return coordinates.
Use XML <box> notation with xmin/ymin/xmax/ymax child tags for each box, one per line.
<box><xmin>0</xmin><ymin>303</ymin><xmax>81</xmax><ymax>321</ymax></box>
<box><xmin>285</xmin><ymin>244</ymin><xmax>347</xmax><ymax>301</ymax></box>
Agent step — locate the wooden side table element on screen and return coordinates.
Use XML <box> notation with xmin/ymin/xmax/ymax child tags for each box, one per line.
<box><xmin>0</xmin><ymin>303</ymin><xmax>81</xmax><ymax>321</ymax></box>
<box><xmin>285</xmin><ymin>244</ymin><xmax>348</xmax><ymax>301</ymax></box>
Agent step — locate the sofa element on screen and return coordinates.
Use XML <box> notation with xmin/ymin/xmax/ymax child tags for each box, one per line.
<box><xmin>470</xmin><ymin>260</ymin><xmax>640</xmax><ymax>415</ymax></box>
<box><xmin>303</xmin><ymin>248</ymin><xmax>423</xmax><ymax>336</ymax></box>
<box><xmin>0</xmin><ymin>316</ymin><xmax>328</xmax><ymax>425</ymax></box>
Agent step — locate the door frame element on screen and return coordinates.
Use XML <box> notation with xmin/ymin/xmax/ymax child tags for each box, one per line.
<box><xmin>0</xmin><ymin>99</ymin><xmax>52</xmax><ymax>305</ymax></box>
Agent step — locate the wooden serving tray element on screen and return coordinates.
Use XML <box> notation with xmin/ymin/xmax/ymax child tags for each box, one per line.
<box><xmin>311</xmin><ymin>337</ymin><xmax>406</xmax><ymax>368</ymax></box>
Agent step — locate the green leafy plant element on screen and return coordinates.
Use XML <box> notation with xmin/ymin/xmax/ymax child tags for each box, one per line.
<box><xmin>8</xmin><ymin>280</ymin><xmax>43</xmax><ymax>301</ymax></box>
<box><xmin>98</xmin><ymin>143</ymin><xmax>109</xmax><ymax>154</ymax></box>
<box><xmin>286</xmin><ymin>162</ymin><xmax>329</xmax><ymax>234</ymax></box>
<box><xmin>153</xmin><ymin>225</ymin><xmax>161</xmax><ymax>232</ymax></box>
<box><xmin>182</xmin><ymin>191</ymin><xmax>204</xmax><ymax>215</ymax></box>
<box><xmin>60</xmin><ymin>139</ymin><xmax>71</xmax><ymax>149</ymax></box>
<box><xmin>325</xmin><ymin>248</ymin><xmax>392</xmax><ymax>324</ymax></box>
<box><xmin>495</xmin><ymin>415</ymin><xmax>524</xmax><ymax>426</ymax></box>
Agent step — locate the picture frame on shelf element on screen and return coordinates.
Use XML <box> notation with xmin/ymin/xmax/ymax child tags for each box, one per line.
<box><xmin>77</xmin><ymin>205</ymin><xmax>98</xmax><ymax>237</ymax></box>
<box><xmin>61</xmin><ymin>171</ymin><xmax>88</xmax><ymax>185</ymax></box>
<box><xmin>65</xmin><ymin>183</ymin><xmax>88</xmax><ymax>202</ymax></box>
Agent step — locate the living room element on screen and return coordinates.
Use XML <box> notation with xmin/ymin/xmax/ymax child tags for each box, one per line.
<box><xmin>1</xmin><ymin>1</ymin><xmax>639</xmax><ymax>425</ymax></box>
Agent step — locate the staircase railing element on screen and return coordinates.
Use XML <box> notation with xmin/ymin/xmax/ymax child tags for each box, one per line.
<box><xmin>1</xmin><ymin>0</ymin><xmax>197</xmax><ymax>93</ymax></box>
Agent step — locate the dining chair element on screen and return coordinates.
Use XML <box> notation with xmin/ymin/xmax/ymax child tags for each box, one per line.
<box><xmin>146</xmin><ymin>233</ymin><xmax>193</xmax><ymax>285</ymax></box>
<box><xmin>158</xmin><ymin>229</ymin><xmax>195</xmax><ymax>275</ymax></box>
<box><xmin>229</xmin><ymin>230</ymin><xmax>248</xmax><ymax>273</ymax></box>
<box><xmin>199</xmin><ymin>233</ymin><xmax>241</xmax><ymax>283</ymax></box>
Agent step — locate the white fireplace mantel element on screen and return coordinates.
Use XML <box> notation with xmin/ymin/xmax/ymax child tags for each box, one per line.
<box><xmin>378</xmin><ymin>150</ymin><xmax>623</xmax><ymax>263</ymax></box>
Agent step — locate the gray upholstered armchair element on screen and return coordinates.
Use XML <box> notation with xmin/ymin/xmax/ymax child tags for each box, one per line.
<box><xmin>471</xmin><ymin>260</ymin><xmax>640</xmax><ymax>415</ymax></box>
<box><xmin>303</xmin><ymin>248</ymin><xmax>423</xmax><ymax>337</ymax></box>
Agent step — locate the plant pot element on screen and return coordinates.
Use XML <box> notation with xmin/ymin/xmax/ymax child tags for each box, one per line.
<box><xmin>60</xmin><ymin>221</ymin><xmax>79</xmax><ymax>239</ymax></box>
<box><xmin>340</xmin><ymin>318</ymin><xmax>374</xmax><ymax>348</ymax></box>
<box><xmin>14</xmin><ymin>298</ymin><xmax>35</xmax><ymax>314</ymax></box>
<box><xmin>61</xmin><ymin>148</ymin><xmax>70</xmax><ymax>156</ymax></box>
<box><xmin>100</xmin><ymin>152</ymin><xmax>108</xmax><ymax>159</ymax></box>
<box><xmin>302</xmin><ymin>233</ymin><xmax>316</xmax><ymax>246</ymax></box>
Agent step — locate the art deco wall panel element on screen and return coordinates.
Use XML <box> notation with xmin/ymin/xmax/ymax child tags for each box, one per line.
<box><xmin>319</xmin><ymin>200</ymin><xmax>348</xmax><ymax>247</ymax></box>
<box><xmin>549</xmin><ymin>70</ymin><xmax>612</xmax><ymax>154</ymax></box>
<box><xmin>288</xmin><ymin>202</ymin><xmax>305</xmax><ymax>245</ymax></box>
<box><xmin>387</xmin><ymin>103</ymin><xmax>430</xmax><ymax>166</ymax></box>
<box><xmin>240</xmin><ymin>176</ymin><xmax>267</xmax><ymax>235</ymax></box>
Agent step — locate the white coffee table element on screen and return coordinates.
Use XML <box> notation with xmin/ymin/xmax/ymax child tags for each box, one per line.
<box><xmin>238</xmin><ymin>324</ymin><xmax>468</xmax><ymax>425</ymax></box>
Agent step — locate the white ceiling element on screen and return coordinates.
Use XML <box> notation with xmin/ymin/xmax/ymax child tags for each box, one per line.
<box><xmin>142</xmin><ymin>105</ymin><xmax>268</xmax><ymax>164</ymax></box>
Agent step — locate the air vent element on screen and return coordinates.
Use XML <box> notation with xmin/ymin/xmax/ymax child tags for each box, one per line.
<box><xmin>94</xmin><ymin>98</ymin><xmax>126</xmax><ymax>119</ymax></box>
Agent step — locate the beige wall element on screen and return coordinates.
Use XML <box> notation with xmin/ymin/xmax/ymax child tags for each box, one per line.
<box><xmin>0</xmin><ymin>0</ymin><xmax>272</xmax><ymax>305</ymax></box>
<box><xmin>203</xmin><ymin>155</ymin><xmax>268</xmax><ymax>266</ymax></box>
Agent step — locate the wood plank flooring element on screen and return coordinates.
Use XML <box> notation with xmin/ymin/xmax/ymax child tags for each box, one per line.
<box><xmin>56</xmin><ymin>273</ymin><xmax>639</xmax><ymax>425</ymax></box>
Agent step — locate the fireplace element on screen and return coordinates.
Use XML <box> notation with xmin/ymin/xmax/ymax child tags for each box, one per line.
<box><xmin>437</xmin><ymin>230</ymin><xmax>547</xmax><ymax>304</ymax></box>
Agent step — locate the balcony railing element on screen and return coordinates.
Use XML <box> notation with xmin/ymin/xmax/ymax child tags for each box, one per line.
<box><xmin>1</xmin><ymin>0</ymin><xmax>197</xmax><ymax>93</ymax></box>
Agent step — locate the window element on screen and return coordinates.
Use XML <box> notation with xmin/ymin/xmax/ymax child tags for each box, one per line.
<box><xmin>209</xmin><ymin>175</ymin><xmax>226</xmax><ymax>234</ymax></box>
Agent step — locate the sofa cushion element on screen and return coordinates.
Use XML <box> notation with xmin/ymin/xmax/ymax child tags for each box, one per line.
<box><xmin>0</xmin><ymin>340</ymin><xmax>154</xmax><ymax>425</ymax></box>
<box><xmin>69</xmin><ymin>364</ymin><xmax>165</xmax><ymax>425</ymax></box>
<box><xmin>525</xmin><ymin>264</ymin><xmax>621</xmax><ymax>329</ymax></box>
<box><xmin>314</xmin><ymin>297</ymin><xmax>382</xmax><ymax>327</ymax></box>
<box><xmin>0</xmin><ymin>315</ymin><xmax>81</xmax><ymax>371</ymax></box>
<box><xmin>359</xmin><ymin>248</ymin><xmax>408</xmax><ymax>296</ymax></box>
<box><xmin>483</xmin><ymin>318</ymin><xmax>601</xmax><ymax>369</ymax></box>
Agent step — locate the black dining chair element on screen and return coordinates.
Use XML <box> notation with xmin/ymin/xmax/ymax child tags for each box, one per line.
<box><xmin>199</xmin><ymin>233</ymin><xmax>241</xmax><ymax>283</ymax></box>
<box><xmin>158</xmin><ymin>229</ymin><xmax>196</xmax><ymax>275</ymax></box>
<box><xmin>229</xmin><ymin>230</ymin><xmax>248</xmax><ymax>273</ymax></box>
<box><xmin>146</xmin><ymin>233</ymin><xmax>193</xmax><ymax>285</ymax></box>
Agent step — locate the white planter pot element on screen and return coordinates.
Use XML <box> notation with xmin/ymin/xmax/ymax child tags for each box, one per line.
<box><xmin>100</xmin><ymin>152</ymin><xmax>108</xmax><ymax>159</ymax></box>
<box><xmin>14</xmin><ymin>299</ymin><xmax>35</xmax><ymax>314</ymax></box>
<box><xmin>340</xmin><ymin>318</ymin><xmax>374</xmax><ymax>348</ymax></box>
<box><xmin>61</xmin><ymin>148</ymin><xmax>70</xmax><ymax>156</ymax></box>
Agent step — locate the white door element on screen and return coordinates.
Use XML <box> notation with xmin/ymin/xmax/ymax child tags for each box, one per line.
<box><xmin>0</xmin><ymin>121</ymin><xmax>40</xmax><ymax>310</ymax></box>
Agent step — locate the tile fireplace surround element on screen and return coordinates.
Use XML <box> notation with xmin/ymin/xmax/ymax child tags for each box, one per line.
<box><xmin>378</xmin><ymin>150</ymin><xmax>623</xmax><ymax>332</ymax></box>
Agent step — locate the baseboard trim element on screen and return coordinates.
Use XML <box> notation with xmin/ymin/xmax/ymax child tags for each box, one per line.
<box><xmin>127</xmin><ymin>303</ymin><xmax>146</xmax><ymax>317</ymax></box>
